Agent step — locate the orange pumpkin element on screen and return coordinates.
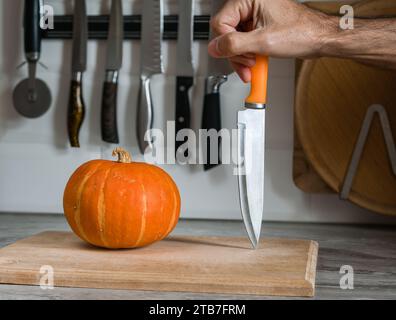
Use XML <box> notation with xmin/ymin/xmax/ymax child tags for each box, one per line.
<box><xmin>63</xmin><ymin>148</ymin><xmax>181</xmax><ymax>249</ymax></box>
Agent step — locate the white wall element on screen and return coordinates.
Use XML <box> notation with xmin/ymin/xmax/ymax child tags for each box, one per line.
<box><xmin>0</xmin><ymin>0</ymin><xmax>394</xmax><ymax>224</ymax></box>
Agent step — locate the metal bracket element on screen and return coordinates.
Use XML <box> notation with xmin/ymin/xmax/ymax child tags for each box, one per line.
<box><xmin>42</xmin><ymin>15</ymin><xmax>210</xmax><ymax>40</ymax></box>
<box><xmin>340</xmin><ymin>104</ymin><xmax>396</xmax><ymax>200</ymax></box>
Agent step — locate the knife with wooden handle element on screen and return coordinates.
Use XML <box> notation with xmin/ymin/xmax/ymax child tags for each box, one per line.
<box><xmin>136</xmin><ymin>0</ymin><xmax>163</xmax><ymax>154</ymax></box>
<box><xmin>101</xmin><ymin>0</ymin><xmax>123</xmax><ymax>144</ymax></box>
<box><xmin>237</xmin><ymin>56</ymin><xmax>268</xmax><ymax>249</ymax></box>
<box><xmin>68</xmin><ymin>0</ymin><xmax>88</xmax><ymax>148</ymax></box>
<box><xmin>13</xmin><ymin>0</ymin><xmax>52</xmax><ymax>119</ymax></box>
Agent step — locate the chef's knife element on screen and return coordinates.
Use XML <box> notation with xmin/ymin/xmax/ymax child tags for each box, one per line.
<box><xmin>202</xmin><ymin>0</ymin><xmax>232</xmax><ymax>170</ymax></box>
<box><xmin>237</xmin><ymin>56</ymin><xmax>268</xmax><ymax>249</ymax></box>
<box><xmin>175</xmin><ymin>0</ymin><xmax>194</xmax><ymax>159</ymax></box>
<box><xmin>68</xmin><ymin>0</ymin><xmax>88</xmax><ymax>148</ymax></box>
<box><xmin>101</xmin><ymin>0</ymin><xmax>123</xmax><ymax>144</ymax></box>
<box><xmin>137</xmin><ymin>0</ymin><xmax>163</xmax><ymax>154</ymax></box>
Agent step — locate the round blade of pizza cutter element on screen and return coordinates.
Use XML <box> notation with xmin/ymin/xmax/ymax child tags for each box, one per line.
<box><xmin>13</xmin><ymin>78</ymin><xmax>51</xmax><ymax>118</ymax></box>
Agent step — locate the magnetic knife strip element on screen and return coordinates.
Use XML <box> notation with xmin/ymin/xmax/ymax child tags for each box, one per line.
<box><xmin>42</xmin><ymin>15</ymin><xmax>210</xmax><ymax>40</ymax></box>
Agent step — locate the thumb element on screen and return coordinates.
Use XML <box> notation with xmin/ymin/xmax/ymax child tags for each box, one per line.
<box><xmin>208</xmin><ymin>31</ymin><xmax>261</xmax><ymax>58</ymax></box>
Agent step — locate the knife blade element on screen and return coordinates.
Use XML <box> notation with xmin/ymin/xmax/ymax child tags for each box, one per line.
<box><xmin>68</xmin><ymin>0</ymin><xmax>88</xmax><ymax>148</ymax></box>
<box><xmin>175</xmin><ymin>0</ymin><xmax>194</xmax><ymax>159</ymax></box>
<box><xmin>101</xmin><ymin>0</ymin><xmax>123</xmax><ymax>144</ymax></box>
<box><xmin>237</xmin><ymin>55</ymin><xmax>268</xmax><ymax>249</ymax></box>
<box><xmin>137</xmin><ymin>0</ymin><xmax>164</xmax><ymax>154</ymax></box>
<box><xmin>202</xmin><ymin>0</ymin><xmax>233</xmax><ymax>170</ymax></box>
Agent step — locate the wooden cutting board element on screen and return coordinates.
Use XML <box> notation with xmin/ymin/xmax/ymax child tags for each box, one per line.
<box><xmin>0</xmin><ymin>231</ymin><xmax>319</xmax><ymax>297</ymax></box>
<box><xmin>293</xmin><ymin>0</ymin><xmax>396</xmax><ymax>215</ymax></box>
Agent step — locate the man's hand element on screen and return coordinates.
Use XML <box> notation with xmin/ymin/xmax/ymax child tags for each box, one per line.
<box><xmin>208</xmin><ymin>0</ymin><xmax>396</xmax><ymax>82</ymax></box>
<box><xmin>208</xmin><ymin>0</ymin><xmax>333</xmax><ymax>82</ymax></box>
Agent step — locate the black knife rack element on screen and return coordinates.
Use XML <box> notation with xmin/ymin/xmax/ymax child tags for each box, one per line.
<box><xmin>42</xmin><ymin>15</ymin><xmax>211</xmax><ymax>40</ymax></box>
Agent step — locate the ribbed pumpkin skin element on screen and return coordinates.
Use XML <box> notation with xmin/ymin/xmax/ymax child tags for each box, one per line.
<box><xmin>63</xmin><ymin>159</ymin><xmax>181</xmax><ymax>249</ymax></box>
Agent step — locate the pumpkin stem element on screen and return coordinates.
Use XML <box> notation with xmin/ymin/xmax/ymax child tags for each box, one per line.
<box><xmin>112</xmin><ymin>148</ymin><xmax>132</xmax><ymax>164</ymax></box>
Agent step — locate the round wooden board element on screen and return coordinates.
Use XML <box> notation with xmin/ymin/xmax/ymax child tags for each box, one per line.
<box><xmin>294</xmin><ymin>0</ymin><xmax>396</xmax><ymax>196</ymax></box>
<box><xmin>353</xmin><ymin>0</ymin><xmax>396</xmax><ymax>17</ymax></box>
<box><xmin>296</xmin><ymin>57</ymin><xmax>396</xmax><ymax>215</ymax></box>
<box><xmin>296</xmin><ymin>0</ymin><xmax>396</xmax><ymax>216</ymax></box>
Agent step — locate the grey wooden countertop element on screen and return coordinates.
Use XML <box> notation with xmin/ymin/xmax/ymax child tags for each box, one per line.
<box><xmin>0</xmin><ymin>213</ymin><xmax>395</xmax><ymax>300</ymax></box>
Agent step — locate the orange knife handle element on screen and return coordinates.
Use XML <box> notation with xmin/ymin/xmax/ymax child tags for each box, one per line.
<box><xmin>245</xmin><ymin>55</ymin><xmax>269</xmax><ymax>106</ymax></box>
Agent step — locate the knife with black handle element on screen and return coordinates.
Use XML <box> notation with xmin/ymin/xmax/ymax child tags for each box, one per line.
<box><xmin>202</xmin><ymin>0</ymin><xmax>232</xmax><ymax>170</ymax></box>
<box><xmin>101</xmin><ymin>0</ymin><xmax>123</xmax><ymax>144</ymax></box>
<box><xmin>68</xmin><ymin>0</ymin><xmax>88</xmax><ymax>148</ymax></box>
<box><xmin>175</xmin><ymin>0</ymin><xmax>194</xmax><ymax>159</ymax></box>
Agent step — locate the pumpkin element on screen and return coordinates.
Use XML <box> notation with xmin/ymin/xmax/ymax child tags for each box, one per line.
<box><xmin>63</xmin><ymin>148</ymin><xmax>181</xmax><ymax>249</ymax></box>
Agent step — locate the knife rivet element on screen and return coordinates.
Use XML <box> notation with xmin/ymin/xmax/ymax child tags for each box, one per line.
<box><xmin>178</xmin><ymin>117</ymin><xmax>185</xmax><ymax>123</ymax></box>
<box><xmin>179</xmin><ymin>86</ymin><xmax>185</xmax><ymax>92</ymax></box>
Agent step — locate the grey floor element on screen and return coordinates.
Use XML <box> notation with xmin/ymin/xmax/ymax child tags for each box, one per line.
<box><xmin>0</xmin><ymin>213</ymin><xmax>395</xmax><ymax>300</ymax></box>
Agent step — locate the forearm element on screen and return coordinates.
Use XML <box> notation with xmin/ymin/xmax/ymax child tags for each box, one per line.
<box><xmin>319</xmin><ymin>16</ymin><xmax>396</xmax><ymax>69</ymax></box>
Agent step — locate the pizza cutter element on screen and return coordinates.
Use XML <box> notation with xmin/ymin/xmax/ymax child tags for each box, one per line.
<box><xmin>13</xmin><ymin>0</ymin><xmax>51</xmax><ymax>118</ymax></box>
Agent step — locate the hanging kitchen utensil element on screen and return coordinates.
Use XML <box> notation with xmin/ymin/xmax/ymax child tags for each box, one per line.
<box><xmin>101</xmin><ymin>0</ymin><xmax>123</xmax><ymax>144</ymax></box>
<box><xmin>202</xmin><ymin>0</ymin><xmax>233</xmax><ymax>171</ymax></box>
<box><xmin>13</xmin><ymin>0</ymin><xmax>52</xmax><ymax>119</ymax></box>
<box><xmin>175</xmin><ymin>0</ymin><xmax>194</xmax><ymax>160</ymax></box>
<box><xmin>67</xmin><ymin>0</ymin><xmax>88</xmax><ymax>148</ymax></box>
<box><xmin>136</xmin><ymin>0</ymin><xmax>164</xmax><ymax>154</ymax></box>
<box><xmin>238</xmin><ymin>56</ymin><xmax>268</xmax><ymax>249</ymax></box>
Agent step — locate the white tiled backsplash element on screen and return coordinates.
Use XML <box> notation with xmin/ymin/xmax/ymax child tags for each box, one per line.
<box><xmin>0</xmin><ymin>0</ymin><xmax>394</xmax><ymax>224</ymax></box>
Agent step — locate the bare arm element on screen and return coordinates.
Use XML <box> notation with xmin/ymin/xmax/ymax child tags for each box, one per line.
<box><xmin>321</xmin><ymin>17</ymin><xmax>396</xmax><ymax>69</ymax></box>
<box><xmin>208</xmin><ymin>0</ymin><xmax>396</xmax><ymax>82</ymax></box>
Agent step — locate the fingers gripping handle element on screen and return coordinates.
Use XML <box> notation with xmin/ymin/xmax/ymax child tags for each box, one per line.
<box><xmin>245</xmin><ymin>56</ymin><xmax>269</xmax><ymax>107</ymax></box>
